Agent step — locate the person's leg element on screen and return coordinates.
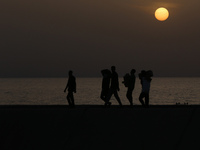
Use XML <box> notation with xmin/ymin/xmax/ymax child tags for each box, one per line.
<box><xmin>67</xmin><ymin>92</ymin><xmax>72</xmax><ymax>106</ymax></box>
<box><xmin>105</xmin><ymin>89</ymin><xmax>113</xmax><ymax>106</ymax></box>
<box><xmin>126</xmin><ymin>88</ymin><xmax>133</xmax><ymax>105</ymax></box>
<box><xmin>139</xmin><ymin>92</ymin><xmax>145</xmax><ymax>106</ymax></box>
<box><xmin>145</xmin><ymin>92</ymin><xmax>149</xmax><ymax>106</ymax></box>
<box><xmin>100</xmin><ymin>90</ymin><xmax>106</xmax><ymax>102</ymax></box>
<box><xmin>126</xmin><ymin>90</ymin><xmax>130</xmax><ymax>101</ymax></box>
<box><xmin>113</xmin><ymin>90</ymin><xmax>122</xmax><ymax>106</ymax></box>
<box><xmin>70</xmin><ymin>92</ymin><xmax>75</xmax><ymax>106</ymax></box>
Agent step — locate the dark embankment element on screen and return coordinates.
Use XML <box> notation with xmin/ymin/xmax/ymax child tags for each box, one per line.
<box><xmin>0</xmin><ymin>105</ymin><xmax>200</xmax><ymax>150</ymax></box>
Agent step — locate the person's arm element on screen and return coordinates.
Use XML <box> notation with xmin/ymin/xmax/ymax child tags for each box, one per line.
<box><xmin>74</xmin><ymin>77</ymin><xmax>76</xmax><ymax>93</ymax></box>
<box><xmin>117</xmin><ymin>74</ymin><xmax>120</xmax><ymax>91</ymax></box>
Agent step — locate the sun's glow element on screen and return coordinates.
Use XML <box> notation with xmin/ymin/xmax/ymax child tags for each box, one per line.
<box><xmin>155</xmin><ymin>7</ymin><xmax>169</xmax><ymax>21</ymax></box>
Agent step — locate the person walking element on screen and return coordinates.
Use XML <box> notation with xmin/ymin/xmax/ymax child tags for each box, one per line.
<box><xmin>64</xmin><ymin>70</ymin><xmax>76</xmax><ymax>107</ymax></box>
<box><xmin>100</xmin><ymin>69</ymin><xmax>111</xmax><ymax>105</ymax></box>
<box><xmin>106</xmin><ymin>66</ymin><xmax>123</xmax><ymax>107</ymax></box>
<box><xmin>123</xmin><ymin>69</ymin><xmax>136</xmax><ymax>106</ymax></box>
<box><xmin>139</xmin><ymin>70</ymin><xmax>153</xmax><ymax>107</ymax></box>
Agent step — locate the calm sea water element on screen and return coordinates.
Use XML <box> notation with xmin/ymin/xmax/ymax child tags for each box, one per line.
<box><xmin>0</xmin><ymin>78</ymin><xmax>200</xmax><ymax>105</ymax></box>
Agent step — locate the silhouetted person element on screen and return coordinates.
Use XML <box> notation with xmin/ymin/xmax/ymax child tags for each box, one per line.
<box><xmin>100</xmin><ymin>69</ymin><xmax>111</xmax><ymax>105</ymax></box>
<box><xmin>64</xmin><ymin>70</ymin><xmax>76</xmax><ymax>107</ymax></box>
<box><xmin>106</xmin><ymin>66</ymin><xmax>122</xmax><ymax>107</ymax></box>
<box><xmin>123</xmin><ymin>69</ymin><xmax>136</xmax><ymax>106</ymax></box>
<box><xmin>139</xmin><ymin>70</ymin><xmax>153</xmax><ymax>107</ymax></box>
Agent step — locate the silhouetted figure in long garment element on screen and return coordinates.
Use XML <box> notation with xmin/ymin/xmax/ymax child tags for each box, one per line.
<box><xmin>139</xmin><ymin>70</ymin><xmax>153</xmax><ymax>107</ymax></box>
<box><xmin>64</xmin><ymin>70</ymin><xmax>76</xmax><ymax>107</ymax></box>
<box><xmin>106</xmin><ymin>66</ymin><xmax>122</xmax><ymax>107</ymax></box>
<box><xmin>126</xmin><ymin>69</ymin><xmax>136</xmax><ymax>106</ymax></box>
<box><xmin>100</xmin><ymin>69</ymin><xmax>111</xmax><ymax>105</ymax></box>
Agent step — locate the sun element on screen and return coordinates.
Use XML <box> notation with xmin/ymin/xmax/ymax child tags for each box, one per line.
<box><xmin>155</xmin><ymin>7</ymin><xmax>169</xmax><ymax>21</ymax></box>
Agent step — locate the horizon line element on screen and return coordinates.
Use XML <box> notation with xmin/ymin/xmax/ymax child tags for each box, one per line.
<box><xmin>0</xmin><ymin>76</ymin><xmax>200</xmax><ymax>78</ymax></box>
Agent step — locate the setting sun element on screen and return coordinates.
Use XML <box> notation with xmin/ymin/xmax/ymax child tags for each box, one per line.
<box><xmin>155</xmin><ymin>7</ymin><xmax>169</xmax><ymax>21</ymax></box>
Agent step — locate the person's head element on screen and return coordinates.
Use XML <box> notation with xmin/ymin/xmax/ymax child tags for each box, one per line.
<box><xmin>101</xmin><ymin>69</ymin><xmax>106</xmax><ymax>77</ymax></box>
<box><xmin>141</xmin><ymin>70</ymin><xmax>146</xmax><ymax>74</ymax></box>
<box><xmin>111</xmin><ymin>66</ymin><xmax>116</xmax><ymax>72</ymax></box>
<box><xmin>131</xmin><ymin>69</ymin><xmax>136</xmax><ymax>75</ymax></box>
<box><xmin>139</xmin><ymin>70</ymin><xmax>146</xmax><ymax>78</ymax></box>
<box><xmin>141</xmin><ymin>70</ymin><xmax>146</xmax><ymax>76</ymax></box>
<box><xmin>68</xmin><ymin>70</ymin><xmax>73</xmax><ymax>76</ymax></box>
<box><xmin>102</xmin><ymin>69</ymin><xmax>111</xmax><ymax>78</ymax></box>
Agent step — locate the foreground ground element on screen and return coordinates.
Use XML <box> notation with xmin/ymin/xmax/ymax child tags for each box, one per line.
<box><xmin>0</xmin><ymin>105</ymin><xmax>200</xmax><ymax>150</ymax></box>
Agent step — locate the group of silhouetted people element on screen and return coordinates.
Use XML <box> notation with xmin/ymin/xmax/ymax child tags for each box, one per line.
<box><xmin>64</xmin><ymin>66</ymin><xmax>153</xmax><ymax>108</ymax></box>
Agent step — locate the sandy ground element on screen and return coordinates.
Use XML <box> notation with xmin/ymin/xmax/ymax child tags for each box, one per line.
<box><xmin>0</xmin><ymin>105</ymin><xmax>200</xmax><ymax>150</ymax></box>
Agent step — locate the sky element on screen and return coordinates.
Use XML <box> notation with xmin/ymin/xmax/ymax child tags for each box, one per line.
<box><xmin>0</xmin><ymin>0</ymin><xmax>200</xmax><ymax>77</ymax></box>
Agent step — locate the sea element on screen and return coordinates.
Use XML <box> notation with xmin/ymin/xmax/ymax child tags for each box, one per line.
<box><xmin>0</xmin><ymin>77</ymin><xmax>200</xmax><ymax>105</ymax></box>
